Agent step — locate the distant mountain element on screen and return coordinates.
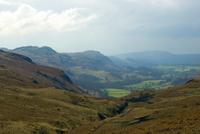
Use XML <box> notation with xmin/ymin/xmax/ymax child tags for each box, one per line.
<box><xmin>66</xmin><ymin>50</ymin><xmax>120</xmax><ymax>71</ymax></box>
<box><xmin>10</xmin><ymin>46</ymin><xmax>123</xmax><ymax>90</ymax></box>
<box><xmin>113</xmin><ymin>51</ymin><xmax>200</xmax><ymax>67</ymax></box>
<box><xmin>4</xmin><ymin>47</ymin><xmax>200</xmax><ymax>91</ymax></box>
<box><xmin>14</xmin><ymin>46</ymin><xmax>57</xmax><ymax>55</ymax></box>
<box><xmin>13</xmin><ymin>46</ymin><xmax>71</xmax><ymax>67</ymax></box>
<box><xmin>0</xmin><ymin>50</ymin><xmax>83</xmax><ymax>93</ymax></box>
<box><xmin>12</xmin><ymin>46</ymin><xmax>118</xmax><ymax>71</ymax></box>
<box><xmin>0</xmin><ymin>47</ymin><xmax>10</xmax><ymax>51</ymax></box>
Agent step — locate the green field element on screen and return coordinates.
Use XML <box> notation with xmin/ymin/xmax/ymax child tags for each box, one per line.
<box><xmin>103</xmin><ymin>88</ymin><xmax>131</xmax><ymax>98</ymax></box>
<box><xmin>127</xmin><ymin>80</ymin><xmax>172</xmax><ymax>90</ymax></box>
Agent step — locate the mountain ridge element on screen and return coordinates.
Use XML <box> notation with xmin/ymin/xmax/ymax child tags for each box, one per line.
<box><xmin>7</xmin><ymin>46</ymin><xmax>123</xmax><ymax>90</ymax></box>
<box><xmin>114</xmin><ymin>50</ymin><xmax>200</xmax><ymax>67</ymax></box>
<box><xmin>2</xmin><ymin>46</ymin><xmax>200</xmax><ymax>92</ymax></box>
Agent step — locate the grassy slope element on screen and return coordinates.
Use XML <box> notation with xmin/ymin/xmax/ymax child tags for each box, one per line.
<box><xmin>0</xmin><ymin>50</ymin><xmax>82</xmax><ymax>93</ymax></box>
<box><xmin>1</xmin><ymin>77</ymin><xmax>200</xmax><ymax>134</ymax></box>
<box><xmin>70</xmin><ymin>79</ymin><xmax>200</xmax><ymax>134</ymax></box>
<box><xmin>0</xmin><ymin>87</ymin><xmax>119</xmax><ymax>134</ymax></box>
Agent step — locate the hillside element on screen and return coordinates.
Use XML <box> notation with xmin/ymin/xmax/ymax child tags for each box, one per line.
<box><xmin>0</xmin><ymin>50</ymin><xmax>122</xmax><ymax>134</ymax></box>
<box><xmin>0</xmin><ymin>49</ymin><xmax>200</xmax><ymax>133</ymax></box>
<box><xmin>70</xmin><ymin>78</ymin><xmax>200</xmax><ymax>134</ymax></box>
<box><xmin>0</xmin><ymin>50</ymin><xmax>82</xmax><ymax>93</ymax></box>
<box><xmin>1</xmin><ymin>73</ymin><xmax>198</xmax><ymax>134</ymax></box>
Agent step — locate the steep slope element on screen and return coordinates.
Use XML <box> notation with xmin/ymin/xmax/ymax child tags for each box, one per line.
<box><xmin>0</xmin><ymin>50</ymin><xmax>82</xmax><ymax>93</ymax></box>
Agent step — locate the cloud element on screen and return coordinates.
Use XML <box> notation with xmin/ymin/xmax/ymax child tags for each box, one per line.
<box><xmin>0</xmin><ymin>4</ymin><xmax>97</xmax><ymax>35</ymax></box>
<box><xmin>0</xmin><ymin>0</ymin><xmax>199</xmax><ymax>54</ymax></box>
<box><xmin>126</xmin><ymin>0</ymin><xmax>179</xmax><ymax>8</ymax></box>
<box><xmin>0</xmin><ymin>0</ymin><xmax>12</xmax><ymax>5</ymax></box>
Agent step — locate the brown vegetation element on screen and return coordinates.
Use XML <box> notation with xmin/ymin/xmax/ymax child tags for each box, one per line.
<box><xmin>0</xmin><ymin>50</ymin><xmax>200</xmax><ymax>134</ymax></box>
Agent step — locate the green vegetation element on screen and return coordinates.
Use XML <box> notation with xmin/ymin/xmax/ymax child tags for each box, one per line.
<box><xmin>103</xmin><ymin>88</ymin><xmax>131</xmax><ymax>98</ymax></box>
<box><xmin>156</xmin><ymin>65</ymin><xmax>200</xmax><ymax>72</ymax></box>
<box><xmin>127</xmin><ymin>80</ymin><xmax>172</xmax><ymax>90</ymax></box>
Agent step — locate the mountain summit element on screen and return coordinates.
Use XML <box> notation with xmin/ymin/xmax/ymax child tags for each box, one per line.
<box><xmin>13</xmin><ymin>46</ymin><xmax>57</xmax><ymax>56</ymax></box>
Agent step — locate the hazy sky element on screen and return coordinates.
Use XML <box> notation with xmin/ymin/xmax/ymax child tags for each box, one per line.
<box><xmin>0</xmin><ymin>0</ymin><xmax>199</xmax><ymax>55</ymax></box>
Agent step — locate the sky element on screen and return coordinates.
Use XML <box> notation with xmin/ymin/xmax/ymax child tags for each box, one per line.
<box><xmin>0</xmin><ymin>0</ymin><xmax>199</xmax><ymax>55</ymax></box>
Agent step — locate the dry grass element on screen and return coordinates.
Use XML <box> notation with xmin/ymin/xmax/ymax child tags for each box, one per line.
<box><xmin>0</xmin><ymin>87</ymin><xmax>118</xmax><ymax>134</ymax></box>
<box><xmin>70</xmin><ymin>79</ymin><xmax>200</xmax><ymax>134</ymax></box>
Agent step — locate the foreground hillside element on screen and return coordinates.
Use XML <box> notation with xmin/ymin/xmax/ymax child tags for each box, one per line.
<box><xmin>1</xmin><ymin>76</ymin><xmax>199</xmax><ymax>134</ymax></box>
<box><xmin>0</xmin><ymin>87</ymin><xmax>120</xmax><ymax>134</ymax></box>
<box><xmin>70</xmin><ymin>78</ymin><xmax>200</xmax><ymax>134</ymax></box>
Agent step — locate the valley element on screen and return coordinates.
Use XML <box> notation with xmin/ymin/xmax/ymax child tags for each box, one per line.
<box><xmin>0</xmin><ymin>48</ymin><xmax>200</xmax><ymax>134</ymax></box>
<box><xmin>0</xmin><ymin>0</ymin><xmax>199</xmax><ymax>133</ymax></box>
<box><xmin>3</xmin><ymin>46</ymin><xmax>200</xmax><ymax>97</ymax></box>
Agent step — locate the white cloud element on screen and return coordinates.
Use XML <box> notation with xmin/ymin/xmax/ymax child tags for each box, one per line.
<box><xmin>0</xmin><ymin>0</ymin><xmax>199</xmax><ymax>54</ymax></box>
<box><xmin>0</xmin><ymin>4</ymin><xmax>97</xmax><ymax>35</ymax></box>
<box><xmin>0</xmin><ymin>0</ymin><xmax>12</xmax><ymax>5</ymax></box>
